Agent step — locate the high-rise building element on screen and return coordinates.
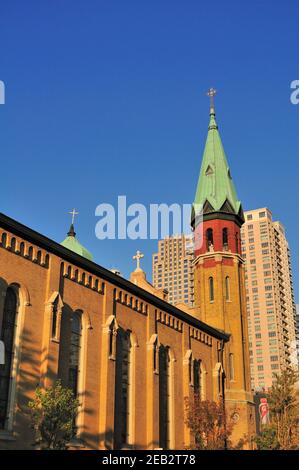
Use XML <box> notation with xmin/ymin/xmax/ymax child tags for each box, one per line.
<box><xmin>241</xmin><ymin>208</ymin><xmax>298</xmax><ymax>390</ymax></box>
<box><xmin>152</xmin><ymin>234</ymin><xmax>194</xmax><ymax>306</ymax></box>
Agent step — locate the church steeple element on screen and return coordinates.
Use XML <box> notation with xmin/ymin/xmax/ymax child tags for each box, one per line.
<box><xmin>192</xmin><ymin>89</ymin><xmax>243</xmax><ymax>225</ymax></box>
<box><xmin>192</xmin><ymin>91</ymin><xmax>255</xmax><ymax>445</ymax></box>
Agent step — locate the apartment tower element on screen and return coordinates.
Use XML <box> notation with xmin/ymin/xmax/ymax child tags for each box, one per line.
<box><xmin>241</xmin><ymin>208</ymin><xmax>298</xmax><ymax>390</ymax></box>
<box><xmin>152</xmin><ymin>234</ymin><xmax>194</xmax><ymax>306</ymax></box>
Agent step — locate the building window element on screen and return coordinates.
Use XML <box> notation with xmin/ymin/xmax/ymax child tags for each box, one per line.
<box><xmin>209</xmin><ymin>277</ymin><xmax>214</xmax><ymax>302</ymax></box>
<box><xmin>235</xmin><ymin>233</ymin><xmax>239</xmax><ymax>252</ymax></box>
<box><xmin>206</xmin><ymin>228</ymin><xmax>214</xmax><ymax>251</ymax></box>
<box><xmin>68</xmin><ymin>311</ymin><xmax>82</xmax><ymax>397</ymax></box>
<box><xmin>0</xmin><ymin>288</ymin><xmax>18</xmax><ymax>429</ymax></box>
<box><xmin>51</xmin><ymin>298</ymin><xmax>58</xmax><ymax>339</ymax></box>
<box><xmin>193</xmin><ymin>359</ymin><xmax>201</xmax><ymax>399</ymax></box>
<box><xmin>225</xmin><ymin>276</ymin><xmax>230</xmax><ymax>301</ymax></box>
<box><xmin>222</xmin><ymin>228</ymin><xmax>228</xmax><ymax>250</ymax></box>
<box><xmin>115</xmin><ymin>329</ymin><xmax>132</xmax><ymax>447</ymax></box>
<box><xmin>159</xmin><ymin>345</ymin><xmax>171</xmax><ymax>449</ymax></box>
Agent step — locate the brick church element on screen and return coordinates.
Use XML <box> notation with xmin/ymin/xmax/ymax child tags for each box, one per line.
<box><xmin>0</xmin><ymin>94</ymin><xmax>256</xmax><ymax>449</ymax></box>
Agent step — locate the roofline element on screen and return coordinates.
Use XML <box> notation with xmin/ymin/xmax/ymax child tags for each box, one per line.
<box><xmin>191</xmin><ymin>210</ymin><xmax>244</xmax><ymax>229</ymax></box>
<box><xmin>0</xmin><ymin>212</ymin><xmax>229</xmax><ymax>342</ymax></box>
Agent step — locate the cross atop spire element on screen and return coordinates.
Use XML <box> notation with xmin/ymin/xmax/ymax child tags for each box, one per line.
<box><xmin>133</xmin><ymin>250</ymin><xmax>144</xmax><ymax>271</ymax></box>
<box><xmin>69</xmin><ymin>208</ymin><xmax>79</xmax><ymax>225</ymax></box>
<box><xmin>67</xmin><ymin>208</ymin><xmax>79</xmax><ymax>237</ymax></box>
<box><xmin>206</xmin><ymin>87</ymin><xmax>217</xmax><ymax>114</ymax></box>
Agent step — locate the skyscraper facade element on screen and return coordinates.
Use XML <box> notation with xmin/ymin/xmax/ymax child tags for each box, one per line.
<box><xmin>152</xmin><ymin>234</ymin><xmax>195</xmax><ymax>307</ymax></box>
<box><xmin>241</xmin><ymin>208</ymin><xmax>298</xmax><ymax>390</ymax></box>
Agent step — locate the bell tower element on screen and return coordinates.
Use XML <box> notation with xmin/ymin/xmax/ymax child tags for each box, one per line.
<box><xmin>191</xmin><ymin>89</ymin><xmax>255</xmax><ymax>446</ymax></box>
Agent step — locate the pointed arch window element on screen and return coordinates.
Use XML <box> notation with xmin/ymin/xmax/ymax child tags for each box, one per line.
<box><xmin>206</xmin><ymin>228</ymin><xmax>214</xmax><ymax>251</ymax></box>
<box><xmin>0</xmin><ymin>288</ymin><xmax>18</xmax><ymax>429</ymax></box>
<box><xmin>193</xmin><ymin>359</ymin><xmax>201</xmax><ymax>400</ymax></box>
<box><xmin>222</xmin><ymin>228</ymin><xmax>228</xmax><ymax>250</ymax></box>
<box><xmin>159</xmin><ymin>345</ymin><xmax>171</xmax><ymax>449</ymax></box>
<box><xmin>114</xmin><ymin>329</ymin><xmax>132</xmax><ymax>447</ymax></box>
<box><xmin>225</xmin><ymin>276</ymin><xmax>230</xmax><ymax>301</ymax></box>
<box><xmin>68</xmin><ymin>312</ymin><xmax>82</xmax><ymax>397</ymax></box>
<box><xmin>51</xmin><ymin>298</ymin><xmax>58</xmax><ymax>339</ymax></box>
<box><xmin>209</xmin><ymin>277</ymin><xmax>214</xmax><ymax>302</ymax></box>
<box><xmin>235</xmin><ymin>232</ymin><xmax>239</xmax><ymax>253</ymax></box>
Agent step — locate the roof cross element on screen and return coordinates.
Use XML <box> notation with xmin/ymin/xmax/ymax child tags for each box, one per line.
<box><xmin>206</xmin><ymin>87</ymin><xmax>217</xmax><ymax>112</ymax></box>
<box><xmin>133</xmin><ymin>250</ymin><xmax>144</xmax><ymax>270</ymax></box>
<box><xmin>69</xmin><ymin>208</ymin><xmax>79</xmax><ymax>225</ymax></box>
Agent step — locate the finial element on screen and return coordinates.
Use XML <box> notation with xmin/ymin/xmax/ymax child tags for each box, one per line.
<box><xmin>206</xmin><ymin>87</ymin><xmax>217</xmax><ymax>114</ymax></box>
<box><xmin>67</xmin><ymin>208</ymin><xmax>79</xmax><ymax>237</ymax></box>
<box><xmin>133</xmin><ymin>250</ymin><xmax>144</xmax><ymax>271</ymax></box>
<box><xmin>69</xmin><ymin>208</ymin><xmax>79</xmax><ymax>225</ymax></box>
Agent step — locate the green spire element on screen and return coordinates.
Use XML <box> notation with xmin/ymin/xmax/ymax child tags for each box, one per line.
<box><xmin>193</xmin><ymin>90</ymin><xmax>242</xmax><ymax>218</ymax></box>
<box><xmin>61</xmin><ymin>211</ymin><xmax>93</xmax><ymax>261</ymax></box>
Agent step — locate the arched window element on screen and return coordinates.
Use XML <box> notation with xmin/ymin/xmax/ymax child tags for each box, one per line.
<box><xmin>114</xmin><ymin>329</ymin><xmax>132</xmax><ymax>447</ymax></box>
<box><xmin>229</xmin><ymin>353</ymin><xmax>235</xmax><ymax>381</ymax></box>
<box><xmin>222</xmin><ymin>228</ymin><xmax>228</xmax><ymax>250</ymax></box>
<box><xmin>193</xmin><ymin>359</ymin><xmax>201</xmax><ymax>399</ymax></box>
<box><xmin>209</xmin><ymin>277</ymin><xmax>214</xmax><ymax>302</ymax></box>
<box><xmin>68</xmin><ymin>312</ymin><xmax>82</xmax><ymax>397</ymax></box>
<box><xmin>225</xmin><ymin>276</ymin><xmax>230</xmax><ymax>301</ymax></box>
<box><xmin>159</xmin><ymin>345</ymin><xmax>171</xmax><ymax>449</ymax></box>
<box><xmin>51</xmin><ymin>298</ymin><xmax>58</xmax><ymax>339</ymax></box>
<box><xmin>0</xmin><ymin>288</ymin><xmax>17</xmax><ymax>429</ymax></box>
<box><xmin>206</xmin><ymin>228</ymin><xmax>214</xmax><ymax>251</ymax></box>
<box><xmin>235</xmin><ymin>232</ymin><xmax>239</xmax><ymax>252</ymax></box>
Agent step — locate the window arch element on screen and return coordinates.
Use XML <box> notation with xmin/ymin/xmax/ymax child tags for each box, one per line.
<box><xmin>225</xmin><ymin>276</ymin><xmax>230</xmax><ymax>301</ymax></box>
<box><xmin>159</xmin><ymin>345</ymin><xmax>171</xmax><ymax>449</ymax></box>
<box><xmin>114</xmin><ymin>329</ymin><xmax>132</xmax><ymax>448</ymax></box>
<box><xmin>51</xmin><ymin>297</ymin><xmax>58</xmax><ymax>339</ymax></box>
<box><xmin>235</xmin><ymin>232</ymin><xmax>239</xmax><ymax>252</ymax></box>
<box><xmin>206</xmin><ymin>228</ymin><xmax>214</xmax><ymax>251</ymax></box>
<box><xmin>0</xmin><ymin>287</ymin><xmax>18</xmax><ymax>429</ymax></box>
<box><xmin>193</xmin><ymin>359</ymin><xmax>201</xmax><ymax>399</ymax></box>
<box><xmin>68</xmin><ymin>311</ymin><xmax>82</xmax><ymax>397</ymax></box>
<box><xmin>222</xmin><ymin>228</ymin><xmax>228</xmax><ymax>250</ymax></box>
<box><xmin>209</xmin><ymin>277</ymin><xmax>214</xmax><ymax>302</ymax></box>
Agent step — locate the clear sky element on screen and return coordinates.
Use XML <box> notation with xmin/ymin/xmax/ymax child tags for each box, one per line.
<box><xmin>0</xmin><ymin>1</ymin><xmax>298</xmax><ymax>300</ymax></box>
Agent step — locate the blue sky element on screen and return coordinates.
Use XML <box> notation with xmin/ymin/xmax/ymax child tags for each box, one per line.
<box><xmin>0</xmin><ymin>1</ymin><xmax>298</xmax><ymax>300</ymax></box>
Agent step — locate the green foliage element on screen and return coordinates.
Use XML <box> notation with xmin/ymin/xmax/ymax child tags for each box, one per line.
<box><xmin>254</xmin><ymin>369</ymin><xmax>299</xmax><ymax>450</ymax></box>
<box><xmin>254</xmin><ymin>427</ymin><xmax>280</xmax><ymax>450</ymax></box>
<box><xmin>28</xmin><ymin>380</ymin><xmax>79</xmax><ymax>450</ymax></box>
<box><xmin>267</xmin><ymin>369</ymin><xmax>299</xmax><ymax>449</ymax></box>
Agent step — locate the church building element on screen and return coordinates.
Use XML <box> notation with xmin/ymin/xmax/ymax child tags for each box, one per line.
<box><xmin>0</xmin><ymin>93</ymin><xmax>256</xmax><ymax>449</ymax></box>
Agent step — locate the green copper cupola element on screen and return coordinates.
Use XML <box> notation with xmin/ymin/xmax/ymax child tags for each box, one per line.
<box><xmin>192</xmin><ymin>89</ymin><xmax>244</xmax><ymax>226</ymax></box>
<box><xmin>61</xmin><ymin>209</ymin><xmax>93</xmax><ymax>261</ymax></box>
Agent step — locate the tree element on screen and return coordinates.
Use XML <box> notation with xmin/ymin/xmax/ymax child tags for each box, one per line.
<box><xmin>266</xmin><ymin>369</ymin><xmax>299</xmax><ymax>449</ymax></box>
<box><xmin>185</xmin><ymin>397</ymin><xmax>238</xmax><ymax>450</ymax></box>
<box><xmin>254</xmin><ymin>426</ymin><xmax>280</xmax><ymax>450</ymax></box>
<box><xmin>28</xmin><ymin>380</ymin><xmax>80</xmax><ymax>449</ymax></box>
